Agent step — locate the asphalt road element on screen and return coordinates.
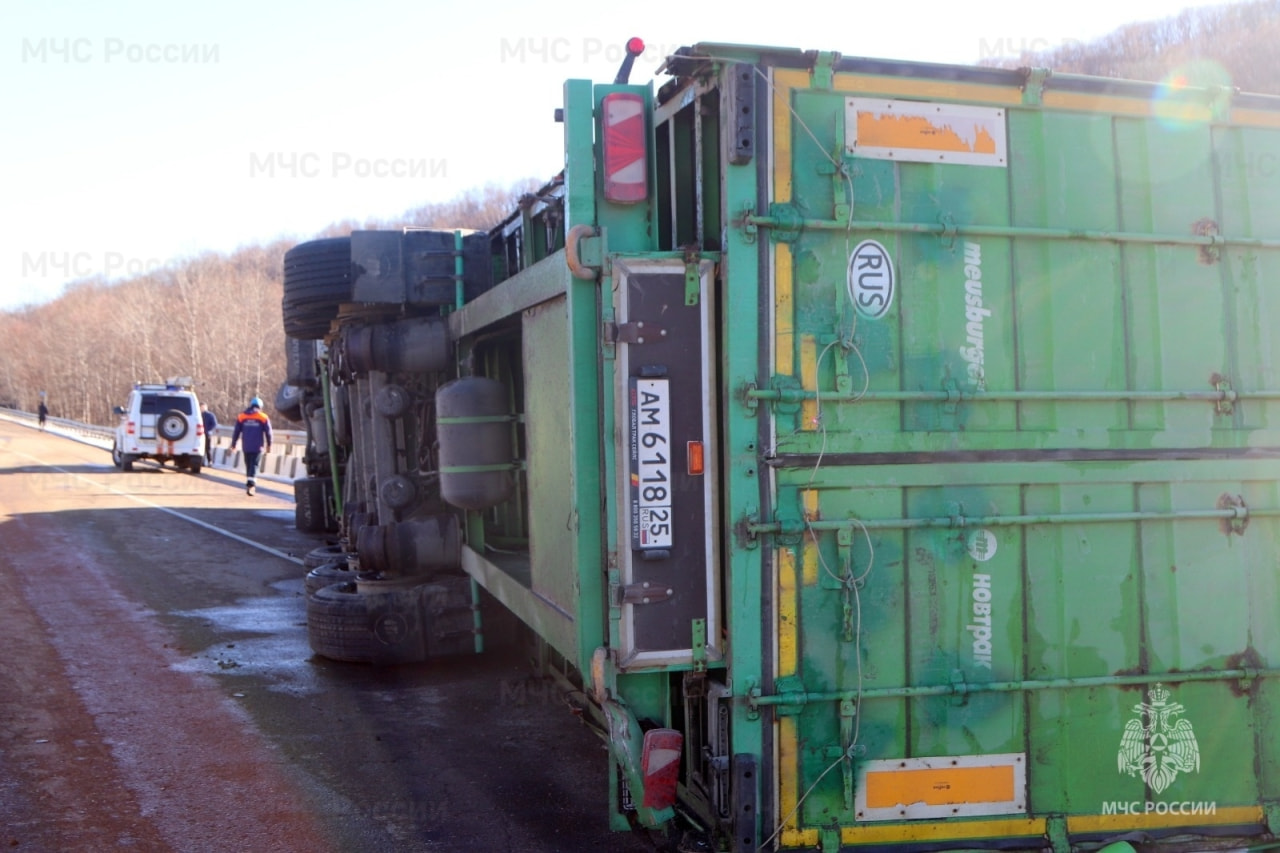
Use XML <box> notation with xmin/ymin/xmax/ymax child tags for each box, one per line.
<box><xmin>0</xmin><ymin>420</ymin><xmax>656</xmax><ymax>852</ymax></box>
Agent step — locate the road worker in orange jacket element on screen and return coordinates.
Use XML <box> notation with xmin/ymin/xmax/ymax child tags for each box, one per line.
<box><xmin>229</xmin><ymin>396</ymin><xmax>272</xmax><ymax>496</ymax></box>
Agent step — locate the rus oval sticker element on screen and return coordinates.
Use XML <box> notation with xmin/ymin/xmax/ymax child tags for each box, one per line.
<box><xmin>847</xmin><ymin>240</ymin><xmax>895</xmax><ymax>319</ymax></box>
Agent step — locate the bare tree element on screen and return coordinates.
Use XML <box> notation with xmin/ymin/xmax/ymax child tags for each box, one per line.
<box><xmin>980</xmin><ymin>0</ymin><xmax>1280</xmax><ymax>95</ymax></box>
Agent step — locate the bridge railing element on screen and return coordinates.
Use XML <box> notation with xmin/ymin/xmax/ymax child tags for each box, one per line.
<box><xmin>0</xmin><ymin>407</ymin><xmax>311</xmax><ymax>481</ymax></box>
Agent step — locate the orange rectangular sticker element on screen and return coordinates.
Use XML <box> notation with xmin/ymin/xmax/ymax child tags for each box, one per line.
<box><xmin>846</xmin><ymin>98</ymin><xmax>1008</xmax><ymax>167</ymax></box>
<box><xmin>857</xmin><ymin>753</ymin><xmax>1026</xmax><ymax>821</ymax></box>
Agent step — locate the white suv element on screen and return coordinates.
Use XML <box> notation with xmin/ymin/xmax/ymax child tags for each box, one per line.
<box><xmin>111</xmin><ymin>379</ymin><xmax>205</xmax><ymax>474</ymax></box>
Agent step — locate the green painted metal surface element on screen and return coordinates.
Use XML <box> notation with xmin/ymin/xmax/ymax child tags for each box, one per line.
<box><xmin>447</xmin><ymin>40</ymin><xmax>1280</xmax><ymax>851</ymax></box>
<box><xmin>729</xmin><ymin>44</ymin><xmax>1280</xmax><ymax>850</ymax></box>
<box><xmin>522</xmin><ymin>296</ymin><xmax>579</xmax><ymax>625</ymax></box>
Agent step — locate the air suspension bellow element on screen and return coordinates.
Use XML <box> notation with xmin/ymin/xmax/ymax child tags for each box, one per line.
<box><xmin>344</xmin><ymin>317</ymin><xmax>451</xmax><ymax>375</ymax></box>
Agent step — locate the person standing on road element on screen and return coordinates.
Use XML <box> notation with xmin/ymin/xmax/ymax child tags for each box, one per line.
<box><xmin>200</xmin><ymin>403</ymin><xmax>218</xmax><ymax>465</ymax></box>
<box><xmin>229</xmin><ymin>396</ymin><xmax>272</xmax><ymax>496</ymax></box>
<box><xmin>37</xmin><ymin>401</ymin><xmax>48</xmax><ymax>430</ymax></box>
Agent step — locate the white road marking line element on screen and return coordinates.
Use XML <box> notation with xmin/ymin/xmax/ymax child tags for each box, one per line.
<box><xmin>6</xmin><ymin>448</ymin><xmax>304</xmax><ymax>566</ymax></box>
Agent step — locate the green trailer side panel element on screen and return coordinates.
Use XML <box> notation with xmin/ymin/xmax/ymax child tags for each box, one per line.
<box><xmin>903</xmin><ymin>483</ymin><xmax>1024</xmax><ymax>757</ymax></box>
<box><xmin>1011</xmin><ymin>110</ymin><xmax>1125</xmax><ymax>432</ymax></box>
<box><xmin>524</xmin><ymin>296</ymin><xmax>579</xmax><ymax>620</ymax></box>
<box><xmin>1116</xmin><ymin>117</ymin><xmax>1228</xmax><ymax>436</ymax></box>
<box><xmin>1217</xmin><ymin>124</ymin><xmax>1280</xmax><ymax>431</ymax></box>
<box><xmin>753</xmin><ymin>52</ymin><xmax>1280</xmax><ymax>850</ymax></box>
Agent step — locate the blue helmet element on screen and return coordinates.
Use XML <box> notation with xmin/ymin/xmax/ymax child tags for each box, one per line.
<box><xmin>249</xmin><ymin>396</ymin><xmax>263</xmax><ymax>409</ymax></box>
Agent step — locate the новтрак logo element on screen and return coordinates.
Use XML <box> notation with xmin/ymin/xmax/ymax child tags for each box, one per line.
<box><xmin>1117</xmin><ymin>683</ymin><xmax>1200</xmax><ymax>794</ymax></box>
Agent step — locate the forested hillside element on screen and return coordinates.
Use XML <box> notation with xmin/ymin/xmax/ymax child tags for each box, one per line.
<box><xmin>0</xmin><ymin>183</ymin><xmax>532</xmax><ymax>426</ymax></box>
<box><xmin>979</xmin><ymin>0</ymin><xmax>1279</xmax><ymax>94</ymax></box>
<box><xmin>3</xmin><ymin>1</ymin><xmax>1276</xmax><ymax>427</ymax></box>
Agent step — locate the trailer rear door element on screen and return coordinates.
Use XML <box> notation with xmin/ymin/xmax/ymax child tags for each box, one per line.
<box><xmin>612</xmin><ymin>257</ymin><xmax>721</xmax><ymax>669</ymax></box>
<box><xmin>754</xmin><ymin>55</ymin><xmax>1280</xmax><ymax>849</ymax></box>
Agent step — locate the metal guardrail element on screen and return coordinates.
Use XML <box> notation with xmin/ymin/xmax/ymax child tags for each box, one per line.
<box><xmin>0</xmin><ymin>408</ymin><xmax>311</xmax><ymax>483</ymax></box>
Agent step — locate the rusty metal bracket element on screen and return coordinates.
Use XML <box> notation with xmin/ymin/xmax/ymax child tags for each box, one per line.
<box><xmin>739</xmin><ymin>202</ymin><xmax>759</xmax><ymax>244</ymax></box>
<box><xmin>737</xmin><ymin>506</ymin><xmax>762</xmax><ymax>551</ymax></box>
<box><xmin>811</xmin><ymin>50</ymin><xmax>838</xmax><ymax>90</ymax></box>
<box><xmin>941</xmin><ymin>376</ymin><xmax>962</xmax><ymax>416</ymax></box>
<box><xmin>1021</xmin><ymin>67</ymin><xmax>1051</xmax><ymax>105</ymax></box>
<box><xmin>1211</xmin><ymin>372</ymin><xmax>1236</xmax><ymax>415</ymax></box>
<box><xmin>1217</xmin><ymin>493</ymin><xmax>1249</xmax><ymax>536</ymax></box>
<box><xmin>1194</xmin><ymin>217</ymin><xmax>1222</xmax><ymax>265</ymax></box>
<box><xmin>938</xmin><ymin>212</ymin><xmax>959</xmax><ymax>250</ymax></box>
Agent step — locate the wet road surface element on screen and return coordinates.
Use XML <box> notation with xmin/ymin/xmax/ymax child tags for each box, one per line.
<box><xmin>0</xmin><ymin>421</ymin><xmax>655</xmax><ymax>852</ymax></box>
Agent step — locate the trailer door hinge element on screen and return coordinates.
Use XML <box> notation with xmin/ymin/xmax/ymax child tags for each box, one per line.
<box><xmin>612</xmin><ymin>581</ymin><xmax>674</xmax><ymax>606</ymax></box>
<box><xmin>691</xmin><ymin>618</ymin><xmax>707</xmax><ymax>673</ymax></box>
<box><xmin>603</xmin><ymin>321</ymin><xmax>666</xmax><ymax>345</ymax></box>
<box><xmin>683</xmin><ymin>248</ymin><xmax>701</xmax><ymax>306</ymax></box>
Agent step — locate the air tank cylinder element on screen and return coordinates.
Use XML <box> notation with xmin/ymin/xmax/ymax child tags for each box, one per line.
<box><xmin>435</xmin><ymin>377</ymin><xmax>515</xmax><ymax>510</ymax></box>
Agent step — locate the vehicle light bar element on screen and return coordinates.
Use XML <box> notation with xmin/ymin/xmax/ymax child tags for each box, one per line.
<box><xmin>601</xmin><ymin>92</ymin><xmax>647</xmax><ymax>203</ymax></box>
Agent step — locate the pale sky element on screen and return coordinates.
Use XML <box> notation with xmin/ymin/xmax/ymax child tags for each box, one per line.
<box><xmin>0</xmin><ymin>0</ymin><xmax>1247</xmax><ymax>310</ymax></box>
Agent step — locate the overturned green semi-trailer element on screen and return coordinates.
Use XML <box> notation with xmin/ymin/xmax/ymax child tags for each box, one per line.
<box><xmin>282</xmin><ymin>40</ymin><xmax>1280</xmax><ymax>852</ymax></box>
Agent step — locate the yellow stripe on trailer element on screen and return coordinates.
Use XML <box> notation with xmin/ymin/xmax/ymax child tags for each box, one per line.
<box><xmin>776</xmin><ymin>716</ymin><xmax>820</xmax><ymax>848</ymax></box>
<box><xmin>772</xmin><ymin>69</ymin><xmax>800</xmax><ymax>205</ymax></box>
<box><xmin>799</xmin><ymin>334</ymin><xmax>818</xmax><ymax>430</ymax></box>
<box><xmin>801</xmin><ymin>490</ymin><xmax>820</xmax><ymax>586</ymax></box>
<box><xmin>1068</xmin><ymin>805</ymin><xmax>1265</xmax><ymax>834</ymax></box>
<box><xmin>775</xmin><ymin>241</ymin><xmax>794</xmax><ymax>377</ymax></box>
<box><xmin>839</xmin><ymin>817</ymin><xmax>1047</xmax><ymax>846</ymax></box>
<box><xmin>777</xmin><ymin>547</ymin><xmax>798</xmax><ymax>678</ymax></box>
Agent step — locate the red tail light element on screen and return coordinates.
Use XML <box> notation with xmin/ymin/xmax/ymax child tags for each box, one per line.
<box><xmin>126</xmin><ymin>420</ymin><xmax>136</xmax><ymax>435</ymax></box>
<box><xmin>601</xmin><ymin>92</ymin><xmax>647</xmax><ymax>203</ymax></box>
<box><xmin>640</xmin><ymin>728</ymin><xmax>682</xmax><ymax>809</ymax></box>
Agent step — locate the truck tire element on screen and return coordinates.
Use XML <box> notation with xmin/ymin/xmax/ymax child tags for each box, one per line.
<box><xmin>295</xmin><ymin>476</ymin><xmax>335</xmax><ymax>533</ymax></box>
<box><xmin>305</xmin><ymin>561</ymin><xmax>354</xmax><ymax>597</ymax></box>
<box><xmin>187</xmin><ymin>455</ymin><xmax>203</xmax><ymax>475</ymax></box>
<box><xmin>304</xmin><ymin>543</ymin><xmax>348</xmax><ymax>569</ymax></box>
<box><xmin>306</xmin><ymin>581</ymin><xmax>429</xmax><ymax>665</ymax></box>
<box><xmin>121</xmin><ymin>453</ymin><xmax>136</xmax><ymax>472</ymax></box>
<box><xmin>417</xmin><ymin>575</ymin><xmax>477</xmax><ymax>658</ymax></box>
<box><xmin>158</xmin><ymin>409</ymin><xmax>189</xmax><ymax>441</ymax></box>
<box><xmin>111</xmin><ymin>442</ymin><xmax>124</xmax><ymax>469</ymax></box>
<box><xmin>284</xmin><ymin>336</ymin><xmax>319</xmax><ymax>387</ymax></box>
<box><xmin>283</xmin><ymin>237</ymin><xmax>352</xmax><ymax>340</ymax></box>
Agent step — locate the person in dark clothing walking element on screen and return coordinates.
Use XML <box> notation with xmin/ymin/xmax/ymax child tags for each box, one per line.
<box><xmin>229</xmin><ymin>396</ymin><xmax>272</xmax><ymax>495</ymax></box>
<box><xmin>37</xmin><ymin>401</ymin><xmax>48</xmax><ymax>429</ymax></box>
<box><xmin>200</xmin><ymin>403</ymin><xmax>218</xmax><ymax>465</ymax></box>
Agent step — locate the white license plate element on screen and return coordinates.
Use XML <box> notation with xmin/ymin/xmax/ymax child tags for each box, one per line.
<box><xmin>630</xmin><ymin>378</ymin><xmax>673</xmax><ymax>549</ymax></box>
